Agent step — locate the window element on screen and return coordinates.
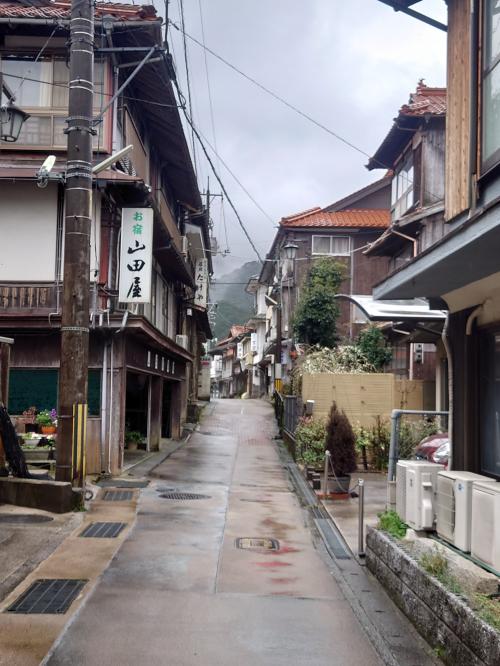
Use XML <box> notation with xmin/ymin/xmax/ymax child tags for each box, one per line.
<box><xmin>391</xmin><ymin>152</ymin><xmax>414</xmax><ymax>218</ymax></box>
<box><xmin>311</xmin><ymin>235</ymin><xmax>350</xmax><ymax>256</ymax></box>
<box><xmin>0</xmin><ymin>56</ymin><xmax>106</xmax><ymax>150</ymax></box>
<box><xmin>482</xmin><ymin>0</ymin><xmax>500</xmax><ymax>171</ymax></box>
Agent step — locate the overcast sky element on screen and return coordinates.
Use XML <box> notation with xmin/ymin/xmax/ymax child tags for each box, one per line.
<box><xmin>165</xmin><ymin>0</ymin><xmax>447</xmax><ymax>274</ymax></box>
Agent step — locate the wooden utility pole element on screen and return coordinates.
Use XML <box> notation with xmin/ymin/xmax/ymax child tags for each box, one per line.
<box><xmin>56</xmin><ymin>0</ymin><xmax>94</xmax><ymax>484</ymax></box>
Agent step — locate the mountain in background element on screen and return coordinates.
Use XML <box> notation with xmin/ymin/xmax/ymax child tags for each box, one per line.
<box><xmin>211</xmin><ymin>261</ymin><xmax>261</xmax><ymax>340</ymax></box>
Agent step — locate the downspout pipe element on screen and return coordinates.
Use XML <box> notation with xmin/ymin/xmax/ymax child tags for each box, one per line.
<box><xmin>441</xmin><ymin>314</ymin><xmax>454</xmax><ymax>471</ymax></box>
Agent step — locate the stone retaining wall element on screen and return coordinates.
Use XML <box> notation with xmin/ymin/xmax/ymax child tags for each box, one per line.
<box><xmin>366</xmin><ymin>527</ymin><xmax>500</xmax><ymax>665</ymax></box>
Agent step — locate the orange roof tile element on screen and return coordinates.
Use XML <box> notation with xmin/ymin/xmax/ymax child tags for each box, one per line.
<box><xmin>280</xmin><ymin>208</ymin><xmax>390</xmax><ymax>229</ymax></box>
<box><xmin>0</xmin><ymin>0</ymin><xmax>158</xmax><ymax>21</ymax></box>
<box><xmin>400</xmin><ymin>81</ymin><xmax>446</xmax><ymax>117</ymax></box>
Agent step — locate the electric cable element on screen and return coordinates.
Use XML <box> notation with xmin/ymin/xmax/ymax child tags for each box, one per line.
<box><xmin>168</xmin><ymin>19</ymin><xmax>443</xmax><ymax>205</ymax></box>
<box><xmin>198</xmin><ymin>0</ymin><xmax>219</xmax><ymax>169</ymax></box>
<box><xmin>178</xmin><ymin>0</ymin><xmax>198</xmax><ymax>178</ymax></box>
<box><xmin>10</xmin><ymin>25</ymin><xmax>60</xmax><ymax>101</ymax></box>
<box><xmin>194</xmin><ymin>125</ymin><xmax>274</xmax><ymax>225</ymax></box>
<box><xmin>171</xmin><ymin>76</ymin><xmax>263</xmax><ymax>263</ymax></box>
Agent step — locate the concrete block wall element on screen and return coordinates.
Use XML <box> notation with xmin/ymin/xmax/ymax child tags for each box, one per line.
<box><xmin>366</xmin><ymin>528</ymin><xmax>500</xmax><ymax>665</ymax></box>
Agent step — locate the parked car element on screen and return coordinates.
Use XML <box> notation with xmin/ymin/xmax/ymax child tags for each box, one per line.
<box><xmin>430</xmin><ymin>440</ymin><xmax>450</xmax><ymax>468</ymax></box>
<box><xmin>414</xmin><ymin>433</ymin><xmax>449</xmax><ymax>463</ymax></box>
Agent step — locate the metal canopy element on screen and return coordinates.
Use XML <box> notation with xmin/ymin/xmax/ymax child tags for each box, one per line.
<box><xmin>334</xmin><ymin>294</ymin><xmax>447</xmax><ymax>322</ymax></box>
<box><xmin>375</xmin><ymin>1</ymin><xmax>447</xmax><ymax>32</ymax></box>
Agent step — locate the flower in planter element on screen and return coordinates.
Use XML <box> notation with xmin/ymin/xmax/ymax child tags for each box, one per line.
<box><xmin>35</xmin><ymin>409</ymin><xmax>57</xmax><ymax>427</ymax></box>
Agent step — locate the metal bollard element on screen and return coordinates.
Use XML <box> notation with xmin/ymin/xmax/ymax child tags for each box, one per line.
<box><xmin>358</xmin><ymin>478</ymin><xmax>365</xmax><ymax>558</ymax></box>
<box><xmin>323</xmin><ymin>451</ymin><xmax>331</xmax><ymax>495</ymax></box>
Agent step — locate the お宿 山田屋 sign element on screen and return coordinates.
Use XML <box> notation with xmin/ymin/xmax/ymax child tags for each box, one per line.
<box><xmin>119</xmin><ymin>208</ymin><xmax>154</xmax><ymax>303</ymax></box>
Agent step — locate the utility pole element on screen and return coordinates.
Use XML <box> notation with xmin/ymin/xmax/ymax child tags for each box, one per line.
<box><xmin>275</xmin><ymin>267</ymin><xmax>282</xmax><ymax>394</ymax></box>
<box><xmin>56</xmin><ymin>0</ymin><xmax>94</xmax><ymax>485</ymax></box>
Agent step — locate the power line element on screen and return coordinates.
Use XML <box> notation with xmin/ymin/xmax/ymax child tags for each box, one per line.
<box><xmin>169</xmin><ymin>19</ymin><xmax>372</xmax><ymax>162</ymax></box>
<box><xmin>1</xmin><ymin>72</ymin><xmax>181</xmax><ymax>108</ymax></box>
<box><xmin>194</xmin><ymin>123</ymin><xmax>274</xmax><ymax>225</ymax></box>
<box><xmin>178</xmin><ymin>0</ymin><xmax>198</xmax><ymax>178</ymax></box>
<box><xmin>170</xmin><ymin>74</ymin><xmax>264</xmax><ymax>263</ymax></box>
<box><xmin>198</xmin><ymin>0</ymin><xmax>219</xmax><ymax>167</ymax></box>
<box><xmin>11</xmin><ymin>25</ymin><xmax>60</xmax><ymax>101</ymax></box>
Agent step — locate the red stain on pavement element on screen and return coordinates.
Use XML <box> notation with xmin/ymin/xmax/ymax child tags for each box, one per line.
<box><xmin>273</xmin><ymin>545</ymin><xmax>300</xmax><ymax>555</ymax></box>
<box><xmin>255</xmin><ymin>560</ymin><xmax>292</xmax><ymax>568</ymax></box>
<box><xmin>270</xmin><ymin>577</ymin><xmax>298</xmax><ymax>584</ymax></box>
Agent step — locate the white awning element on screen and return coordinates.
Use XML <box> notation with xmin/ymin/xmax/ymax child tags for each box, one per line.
<box><xmin>334</xmin><ymin>294</ymin><xmax>447</xmax><ymax>323</ymax></box>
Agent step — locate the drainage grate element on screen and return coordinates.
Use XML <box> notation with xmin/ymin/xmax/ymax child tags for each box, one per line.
<box><xmin>0</xmin><ymin>514</ymin><xmax>53</xmax><ymax>524</ymax></box>
<box><xmin>159</xmin><ymin>492</ymin><xmax>210</xmax><ymax>500</ymax></box>
<box><xmin>102</xmin><ymin>490</ymin><xmax>133</xmax><ymax>502</ymax></box>
<box><xmin>7</xmin><ymin>579</ymin><xmax>87</xmax><ymax>614</ymax></box>
<box><xmin>79</xmin><ymin>522</ymin><xmax>127</xmax><ymax>538</ymax></box>
<box><xmin>235</xmin><ymin>537</ymin><xmax>280</xmax><ymax>551</ymax></box>
<box><xmin>97</xmin><ymin>480</ymin><xmax>149</xmax><ymax>489</ymax></box>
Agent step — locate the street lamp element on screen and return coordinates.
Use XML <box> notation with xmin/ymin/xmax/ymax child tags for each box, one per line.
<box><xmin>283</xmin><ymin>242</ymin><xmax>298</xmax><ymax>261</ymax></box>
<box><xmin>0</xmin><ymin>103</ymin><xmax>29</xmax><ymax>142</ymax></box>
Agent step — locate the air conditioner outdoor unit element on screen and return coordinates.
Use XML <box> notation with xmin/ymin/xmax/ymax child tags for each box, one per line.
<box><xmin>396</xmin><ymin>460</ymin><xmax>414</xmax><ymax>522</ymax></box>
<box><xmin>471</xmin><ymin>480</ymin><xmax>500</xmax><ymax>570</ymax></box>
<box><xmin>176</xmin><ymin>334</ymin><xmax>189</xmax><ymax>350</ymax></box>
<box><xmin>404</xmin><ymin>461</ymin><xmax>443</xmax><ymax>531</ymax></box>
<box><xmin>436</xmin><ymin>471</ymin><xmax>497</xmax><ymax>552</ymax></box>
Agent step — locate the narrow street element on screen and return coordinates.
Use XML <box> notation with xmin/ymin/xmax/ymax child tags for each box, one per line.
<box><xmin>46</xmin><ymin>399</ymin><xmax>384</xmax><ymax>665</ymax></box>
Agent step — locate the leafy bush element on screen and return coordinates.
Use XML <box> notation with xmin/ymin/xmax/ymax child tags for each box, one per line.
<box><xmin>378</xmin><ymin>510</ymin><xmax>407</xmax><ymax>539</ymax></box>
<box><xmin>325</xmin><ymin>402</ymin><xmax>357</xmax><ymax>476</ymax></box>
<box><xmin>399</xmin><ymin>418</ymin><xmax>440</xmax><ymax>459</ymax></box>
<box><xmin>295</xmin><ymin>417</ymin><xmax>326</xmax><ymax>468</ymax></box>
<box><xmin>356</xmin><ymin>325</ymin><xmax>392</xmax><ymax>370</ymax></box>
<box><xmin>293</xmin><ymin>259</ymin><xmax>344</xmax><ymax>347</ymax></box>
<box><xmin>354</xmin><ymin>417</ymin><xmax>391</xmax><ymax>470</ymax></box>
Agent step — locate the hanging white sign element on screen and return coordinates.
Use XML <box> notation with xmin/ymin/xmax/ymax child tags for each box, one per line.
<box><xmin>195</xmin><ymin>258</ymin><xmax>208</xmax><ymax>308</ymax></box>
<box><xmin>250</xmin><ymin>333</ymin><xmax>257</xmax><ymax>352</ymax></box>
<box><xmin>119</xmin><ymin>208</ymin><xmax>154</xmax><ymax>303</ymax></box>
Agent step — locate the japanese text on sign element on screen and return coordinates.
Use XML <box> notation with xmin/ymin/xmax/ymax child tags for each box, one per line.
<box><xmin>119</xmin><ymin>208</ymin><xmax>154</xmax><ymax>303</ymax></box>
<box><xmin>195</xmin><ymin>258</ymin><xmax>208</xmax><ymax>308</ymax></box>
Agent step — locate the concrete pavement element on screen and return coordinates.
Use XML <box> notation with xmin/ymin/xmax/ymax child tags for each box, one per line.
<box><xmin>39</xmin><ymin>400</ymin><xmax>434</xmax><ymax>666</ymax></box>
<box><xmin>45</xmin><ymin>399</ymin><xmax>384</xmax><ymax>666</ymax></box>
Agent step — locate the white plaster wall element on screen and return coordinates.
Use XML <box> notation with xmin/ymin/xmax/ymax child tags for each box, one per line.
<box><xmin>0</xmin><ymin>181</ymin><xmax>58</xmax><ymax>281</ymax></box>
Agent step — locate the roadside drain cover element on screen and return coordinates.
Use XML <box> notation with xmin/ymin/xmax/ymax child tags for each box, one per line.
<box><xmin>79</xmin><ymin>522</ymin><xmax>127</xmax><ymax>538</ymax></box>
<box><xmin>7</xmin><ymin>579</ymin><xmax>87</xmax><ymax>614</ymax></box>
<box><xmin>159</xmin><ymin>492</ymin><xmax>211</xmax><ymax>500</ymax></box>
<box><xmin>0</xmin><ymin>514</ymin><xmax>53</xmax><ymax>524</ymax></box>
<box><xmin>97</xmin><ymin>480</ymin><xmax>149</xmax><ymax>489</ymax></box>
<box><xmin>235</xmin><ymin>537</ymin><xmax>280</xmax><ymax>551</ymax></box>
<box><xmin>102</xmin><ymin>490</ymin><xmax>133</xmax><ymax>501</ymax></box>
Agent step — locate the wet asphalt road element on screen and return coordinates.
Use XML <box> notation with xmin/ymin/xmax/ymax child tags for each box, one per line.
<box><xmin>46</xmin><ymin>399</ymin><xmax>382</xmax><ymax>665</ymax></box>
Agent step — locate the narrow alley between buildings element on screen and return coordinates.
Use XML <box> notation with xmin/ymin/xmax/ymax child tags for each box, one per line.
<box><xmin>27</xmin><ymin>399</ymin><xmax>437</xmax><ymax>666</ymax></box>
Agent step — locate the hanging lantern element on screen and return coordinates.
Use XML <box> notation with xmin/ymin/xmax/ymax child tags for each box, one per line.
<box><xmin>0</xmin><ymin>104</ymin><xmax>30</xmax><ymax>142</ymax></box>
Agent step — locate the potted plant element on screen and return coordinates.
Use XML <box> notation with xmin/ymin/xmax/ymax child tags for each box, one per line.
<box><xmin>295</xmin><ymin>416</ymin><xmax>326</xmax><ymax>474</ymax></box>
<box><xmin>35</xmin><ymin>409</ymin><xmax>57</xmax><ymax>435</ymax></box>
<box><xmin>124</xmin><ymin>430</ymin><xmax>143</xmax><ymax>451</ymax></box>
<box><xmin>325</xmin><ymin>401</ymin><xmax>357</xmax><ymax>494</ymax></box>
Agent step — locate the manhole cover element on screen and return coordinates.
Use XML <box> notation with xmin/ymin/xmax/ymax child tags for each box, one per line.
<box><xmin>79</xmin><ymin>522</ymin><xmax>127</xmax><ymax>538</ymax></box>
<box><xmin>235</xmin><ymin>537</ymin><xmax>280</xmax><ymax>551</ymax></box>
<box><xmin>159</xmin><ymin>492</ymin><xmax>211</xmax><ymax>500</ymax></box>
<box><xmin>102</xmin><ymin>490</ymin><xmax>133</xmax><ymax>502</ymax></box>
<box><xmin>0</xmin><ymin>514</ymin><xmax>53</xmax><ymax>524</ymax></box>
<box><xmin>7</xmin><ymin>579</ymin><xmax>87</xmax><ymax>614</ymax></box>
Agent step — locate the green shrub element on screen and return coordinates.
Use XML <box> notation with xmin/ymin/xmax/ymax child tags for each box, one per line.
<box><xmin>356</xmin><ymin>325</ymin><xmax>392</xmax><ymax>370</ymax></box>
<box><xmin>295</xmin><ymin>417</ymin><xmax>326</xmax><ymax>467</ymax></box>
<box><xmin>325</xmin><ymin>402</ymin><xmax>357</xmax><ymax>476</ymax></box>
<box><xmin>378</xmin><ymin>510</ymin><xmax>407</xmax><ymax>539</ymax></box>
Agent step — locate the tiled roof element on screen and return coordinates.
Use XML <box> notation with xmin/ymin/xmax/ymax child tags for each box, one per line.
<box><xmin>280</xmin><ymin>207</ymin><xmax>390</xmax><ymax>229</ymax></box>
<box><xmin>0</xmin><ymin>0</ymin><xmax>158</xmax><ymax>21</ymax></box>
<box><xmin>400</xmin><ymin>81</ymin><xmax>446</xmax><ymax>117</ymax></box>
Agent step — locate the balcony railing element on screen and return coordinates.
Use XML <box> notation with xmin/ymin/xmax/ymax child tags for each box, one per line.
<box><xmin>0</xmin><ymin>283</ymin><xmax>60</xmax><ymax>312</ymax></box>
